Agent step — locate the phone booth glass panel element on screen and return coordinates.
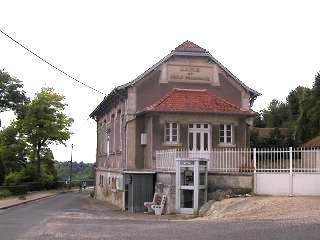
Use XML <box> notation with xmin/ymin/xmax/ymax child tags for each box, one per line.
<box><xmin>176</xmin><ymin>158</ymin><xmax>208</xmax><ymax>214</ymax></box>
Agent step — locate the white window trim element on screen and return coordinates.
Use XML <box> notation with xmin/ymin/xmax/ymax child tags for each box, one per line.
<box><xmin>164</xmin><ymin>122</ymin><xmax>179</xmax><ymax>144</ymax></box>
<box><xmin>219</xmin><ymin>124</ymin><xmax>233</xmax><ymax>144</ymax></box>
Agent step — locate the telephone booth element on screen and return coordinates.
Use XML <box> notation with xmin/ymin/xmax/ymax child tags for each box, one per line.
<box><xmin>175</xmin><ymin>158</ymin><xmax>208</xmax><ymax>214</ymax></box>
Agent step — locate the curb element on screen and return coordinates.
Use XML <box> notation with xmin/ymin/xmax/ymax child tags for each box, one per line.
<box><xmin>0</xmin><ymin>192</ymin><xmax>62</xmax><ymax>210</ymax></box>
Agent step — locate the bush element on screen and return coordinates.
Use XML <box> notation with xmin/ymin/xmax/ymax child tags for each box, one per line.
<box><xmin>5</xmin><ymin>171</ymin><xmax>27</xmax><ymax>186</ymax></box>
<box><xmin>0</xmin><ymin>188</ymin><xmax>11</xmax><ymax>199</ymax></box>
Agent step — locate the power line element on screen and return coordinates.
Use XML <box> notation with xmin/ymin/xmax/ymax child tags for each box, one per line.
<box><xmin>0</xmin><ymin>28</ymin><xmax>106</xmax><ymax>95</ymax></box>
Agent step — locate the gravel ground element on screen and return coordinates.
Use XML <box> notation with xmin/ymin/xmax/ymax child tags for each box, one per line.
<box><xmin>201</xmin><ymin>196</ymin><xmax>320</xmax><ymax>222</ymax></box>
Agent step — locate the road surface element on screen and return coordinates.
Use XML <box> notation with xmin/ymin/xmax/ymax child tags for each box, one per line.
<box><xmin>0</xmin><ymin>192</ymin><xmax>320</xmax><ymax>240</ymax></box>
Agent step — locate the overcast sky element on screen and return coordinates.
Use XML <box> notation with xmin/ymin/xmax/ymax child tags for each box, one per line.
<box><xmin>1</xmin><ymin>0</ymin><xmax>319</xmax><ymax>163</ymax></box>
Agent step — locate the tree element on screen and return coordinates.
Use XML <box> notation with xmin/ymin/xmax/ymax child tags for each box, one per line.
<box><xmin>260</xmin><ymin>99</ymin><xmax>289</xmax><ymax>128</ymax></box>
<box><xmin>0</xmin><ymin>122</ymin><xmax>27</xmax><ymax>184</ymax></box>
<box><xmin>20</xmin><ymin>88</ymin><xmax>73</xmax><ymax>180</ymax></box>
<box><xmin>287</xmin><ymin>86</ymin><xmax>309</xmax><ymax>124</ymax></box>
<box><xmin>296</xmin><ymin>72</ymin><xmax>320</xmax><ymax>143</ymax></box>
<box><xmin>0</xmin><ymin>70</ymin><xmax>28</xmax><ymax>118</ymax></box>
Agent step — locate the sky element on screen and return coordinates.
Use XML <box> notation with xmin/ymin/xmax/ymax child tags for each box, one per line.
<box><xmin>0</xmin><ymin>0</ymin><xmax>319</xmax><ymax>163</ymax></box>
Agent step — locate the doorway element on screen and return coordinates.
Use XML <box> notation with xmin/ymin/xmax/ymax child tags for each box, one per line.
<box><xmin>188</xmin><ymin>123</ymin><xmax>210</xmax><ymax>158</ymax></box>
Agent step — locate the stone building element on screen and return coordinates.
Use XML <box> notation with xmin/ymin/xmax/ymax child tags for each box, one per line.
<box><xmin>90</xmin><ymin>40</ymin><xmax>260</xmax><ymax>213</ymax></box>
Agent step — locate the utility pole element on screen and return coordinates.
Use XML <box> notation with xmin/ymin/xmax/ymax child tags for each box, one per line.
<box><xmin>69</xmin><ymin>144</ymin><xmax>73</xmax><ymax>189</ymax></box>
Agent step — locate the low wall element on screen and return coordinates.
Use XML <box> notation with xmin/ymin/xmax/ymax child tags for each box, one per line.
<box><xmin>207</xmin><ymin>172</ymin><xmax>253</xmax><ymax>192</ymax></box>
<box><xmin>155</xmin><ymin>171</ymin><xmax>253</xmax><ymax>214</ymax></box>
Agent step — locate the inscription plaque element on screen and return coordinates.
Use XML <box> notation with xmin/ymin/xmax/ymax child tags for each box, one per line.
<box><xmin>167</xmin><ymin>64</ymin><xmax>216</xmax><ymax>84</ymax></box>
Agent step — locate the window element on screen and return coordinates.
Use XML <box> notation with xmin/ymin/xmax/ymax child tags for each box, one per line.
<box><xmin>219</xmin><ymin>124</ymin><xmax>233</xmax><ymax>144</ymax></box>
<box><xmin>165</xmin><ymin>122</ymin><xmax>179</xmax><ymax>143</ymax></box>
<box><xmin>99</xmin><ymin>175</ymin><xmax>104</xmax><ymax>186</ymax></box>
<box><xmin>106</xmin><ymin>135</ymin><xmax>110</xmax><ymax>155</ymax></box>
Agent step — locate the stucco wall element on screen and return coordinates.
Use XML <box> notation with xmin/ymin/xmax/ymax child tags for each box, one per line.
<box><xmin>95</xmin><ymin>170</ymin><xmax>124</xmax><ymax>209</ymax></box>
<box><xmin>135</xmin><ymin>55</ymin><xmax>246</xmax><ymax>113</ymax></box>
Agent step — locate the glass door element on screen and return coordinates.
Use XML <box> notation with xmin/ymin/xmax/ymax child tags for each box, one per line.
<box><xmin>188</xmin><ymin>123</ymin><xmax>210</xmax><ymax>159</ymax></box>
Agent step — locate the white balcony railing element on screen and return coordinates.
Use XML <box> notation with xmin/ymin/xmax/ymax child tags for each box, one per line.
<box><xmin>155</xmin><ymin>148</ymin><xmax>254</xmax><ymax>173</ymax></box>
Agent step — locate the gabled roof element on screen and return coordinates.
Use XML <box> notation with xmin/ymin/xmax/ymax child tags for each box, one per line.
<box><xmin>174</xmin><ymin>40</ymin><xmax>207</xmax><ymax>52</ymax></box>
<box><xmin>117</xmin><ymin>40</ymin><xmax>261</xmax><ymax>97</ymax></box>
<box><xmin>302</xmin><ymin>136</ymin><xmax>320</xmax><ymax>147</ymax></box>
<box><xmin>90</xmin><ymin>40</ymin><xmax>261</xmax><ymax>119</ymax></box>
<box><xmin>139</xmin><ymin>88</ymin><xmax>255</xmax><ymax>115</ymax></box>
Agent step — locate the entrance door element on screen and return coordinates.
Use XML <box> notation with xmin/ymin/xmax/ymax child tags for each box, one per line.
<box><xmin>188</xmin><ymin>123</ymin><xmax>210</xmax><ymax>159</ymax></box>
<box><xmin>125</xmin><ymin>173</ymin><xmax>154</xmax><ymax>212</ymax></box>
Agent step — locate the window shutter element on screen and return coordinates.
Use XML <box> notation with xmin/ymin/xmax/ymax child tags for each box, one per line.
<box><xmin>211</xmin><ymin>124</ymin><xmax>220</xmax><ymax>148</ymax></box>
<box><xmin>180</xmin><ymin>124</ymin><xmax>188</xmax><ymax>148</ymax></box>
<box><xmin>233</xmin><ymin>125</ymin><xmax>240</xmax><ymax>146</ymax></box>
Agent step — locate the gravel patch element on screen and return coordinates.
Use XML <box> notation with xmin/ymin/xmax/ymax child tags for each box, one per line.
<box><xmin>201</xmin><ymin>196</ymin><xmax>320</xmax><ymax>222</ymax></box>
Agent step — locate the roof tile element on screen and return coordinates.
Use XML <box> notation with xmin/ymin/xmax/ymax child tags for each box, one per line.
<box><xmin>142</xmin><ymin>88</ymin><xmax>254</xmax><ymax>115</ymax></box>
<box><xmin>174</xmin><ymin>40</ymin><xmax>207</xmax><ymax>53</ymax></box>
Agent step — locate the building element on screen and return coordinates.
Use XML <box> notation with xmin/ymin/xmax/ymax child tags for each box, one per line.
<box><xmin>90</xmin><ymin>40</ymin><xmax>260</xmax><ymax>213</ymax></box>
<box><xmin>302</xmin><ymin>136</ymin><xmax>320</xmax><ymax>148</ymax></box>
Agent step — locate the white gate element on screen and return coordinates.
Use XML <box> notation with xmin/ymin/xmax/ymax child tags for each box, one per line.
<box><xmin>254</xmin><ymin>148</ymin><xmax>320</xmax><ymax>196</ymax></box>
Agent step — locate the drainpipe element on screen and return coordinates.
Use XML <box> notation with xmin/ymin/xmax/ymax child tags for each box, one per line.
<box><xmin>124</xmin><ymin>98</ymin><xmax>136</xmax><ymax>170</ymax></box>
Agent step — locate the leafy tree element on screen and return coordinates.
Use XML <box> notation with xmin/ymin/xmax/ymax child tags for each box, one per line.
<box><xmin>261</xmin><ymin>99</ymin><xmax>289</xmax><ymax>128</ymax></box>
<box><xmin>250</xmin><ymin>128</ymin><xmax>293</xmax><ymax>148</ymax></box>
<box><xmin>55</xmin><ymin>161</ymin><xmax>94</xmax><ymax>181</ymax></box>
<box><xmin>286</xmin><ymin>86</ymin><xmax>309</xmax><ymax>124</ymax></box>
<box><xmin>296</xmin><ymin>72</ymin><xmax>320</xmax><ymax>143</ymax></box>
<box><xmin>0</xmin><ymin>70</ymin><xmax>28</xmax><ymax>118</ymax></box>
<box><xmin>19</xmin><ymin>88</ymin><xmax>73</xmax><ymax>180</ymax></box>
<box><xmin>0</xmin><ymin>159</ymin><xmax>4</xmax><ymax>185</ymax></box>
<box><xmin>0</xmin><ymin>122</ymin><xmax>27</xmax><ymax>182</ymax></box>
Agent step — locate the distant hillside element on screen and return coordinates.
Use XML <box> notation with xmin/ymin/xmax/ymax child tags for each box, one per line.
<box><xmin>55</xmin><ymin>161</ymin><xmax>95</xmax><ymax>181</ymax></box>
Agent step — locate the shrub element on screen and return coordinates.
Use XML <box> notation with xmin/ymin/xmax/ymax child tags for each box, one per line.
<box><xmin>0</xmin><ymin>188</ymin><xmax>11</xmax><ymax>199</ymax></box>
<box><xmin>5</xmin><ymin>171</ymin><xmax>27</xmax><ymax>186</ymax></box>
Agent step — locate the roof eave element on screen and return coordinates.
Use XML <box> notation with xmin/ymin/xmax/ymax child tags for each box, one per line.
<box><xmin>136</xmin><ymin>109</ymin><xmax>257</xmax><ymax>117</ymax></box>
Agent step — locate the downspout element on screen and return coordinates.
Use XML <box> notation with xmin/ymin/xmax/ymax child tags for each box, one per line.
<box><xmin>124</xmin><ymin>98</ymin><xmax>136</xmax><ymax>170</ymax></box>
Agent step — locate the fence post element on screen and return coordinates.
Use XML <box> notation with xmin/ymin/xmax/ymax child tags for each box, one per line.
<box><xmin>289</xmin><ymin>147</ymin><xmax>293</xmax><ymax>197</ymax></box>
<box><xmin>253</xmin><ymin>148</ymin><xmax>257</xmax><ymax>194</ymax></box>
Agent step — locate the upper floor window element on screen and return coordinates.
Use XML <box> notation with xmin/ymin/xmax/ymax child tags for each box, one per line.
<box><xmin>165</xmin><ymin>122</ymin><xmax>179</xmax><ymax>143</ymax></box>
<box><xmin>219</xmin><ymin>124</ymin><xmax>232</xmax><ymax>144</ymax></box>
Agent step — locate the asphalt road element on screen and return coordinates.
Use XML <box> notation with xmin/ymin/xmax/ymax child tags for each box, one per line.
<box><xmin>0</xmin><ymin>192</ymin><xmax>320</xmax><ymax>240</ymax></box>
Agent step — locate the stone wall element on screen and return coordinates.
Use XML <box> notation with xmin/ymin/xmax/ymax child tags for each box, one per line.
<box><xmin>155</xmin><ymin>172</ymin><xmax>176</xmax><ymax>214</ymax></box>
<box><xmin>208</xmin><ymin>172</ymin><xmax>253</xmax><ymax>192</ymax></box>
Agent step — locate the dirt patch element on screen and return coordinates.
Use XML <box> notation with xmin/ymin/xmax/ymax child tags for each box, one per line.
<box><xmin>200</xmin><ymin>196</ymin><xmax>320</xmax><ymax>221</ymax></box>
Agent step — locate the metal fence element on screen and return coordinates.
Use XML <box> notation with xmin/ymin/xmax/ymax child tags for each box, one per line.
<box><xmin>155</xmin><ymin>148</ymin><xmax>320</xmax><ymax>173</ymax></box>
<box><xmin>0</xmin><ymin>180</ymin><xmax>95</xmax><ymax>196</ymax></box>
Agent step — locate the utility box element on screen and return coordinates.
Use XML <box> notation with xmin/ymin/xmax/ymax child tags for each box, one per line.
<box><xmin>141</xmin><ymin>133</ymin><xmax>147</xmax><ymax>145</ymax></box>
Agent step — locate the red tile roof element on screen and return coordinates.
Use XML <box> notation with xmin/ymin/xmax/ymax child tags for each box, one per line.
<box><xmin>302</xmin><ymin>136</ymin><xmax>320</xmax><ymax>147</ymax></box>
<box><xmin>174</xmin><ymin>40</ymin><xmax>207</xmax><ymax>52</ymax></box>
<box><xmin>141</xmin><ymin>88</ymin><xmax>254</xmax><ymax>115</ymax></box>
<box><xmin>252</xmin><ymin>127</ymin><xmax>289</xmax><ymax>138</ymax></box>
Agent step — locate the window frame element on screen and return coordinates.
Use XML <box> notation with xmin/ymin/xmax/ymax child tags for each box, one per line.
<box><xmin>219</xmin><ymin>124</ymin><xmax>233</xmax><ymax>144</ymax></box>
<box><xmin>164</xmin><ymin>122</ymin><xmax>179</xmax><ymax>144</ymax></box>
